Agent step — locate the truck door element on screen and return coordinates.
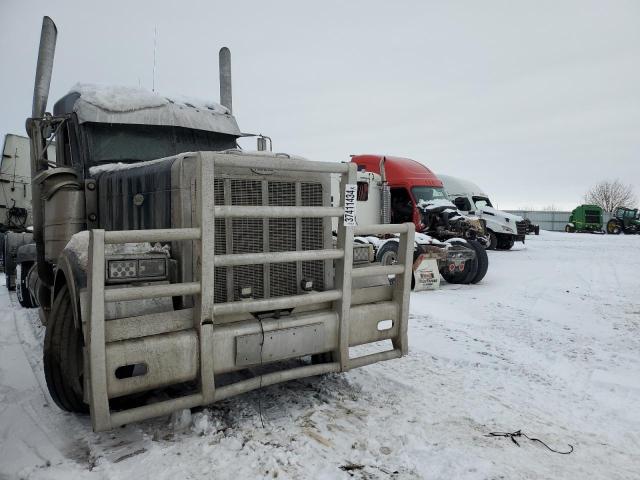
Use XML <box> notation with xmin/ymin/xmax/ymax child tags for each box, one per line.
<box><xmin>390</xmin><ymin>188</ymin><xmax>414</xmax><ymax>224</ymax></box>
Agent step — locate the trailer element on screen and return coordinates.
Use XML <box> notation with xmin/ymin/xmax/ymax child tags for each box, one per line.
<box><xmin>23</xmin><ymin>17</ymin><xmax>415</xmax><ymax>431</ymax></box>
<box><xmin>1</xmin><ymin>134</ymin><xmax>54</xmax><ymax>294</ymax></box>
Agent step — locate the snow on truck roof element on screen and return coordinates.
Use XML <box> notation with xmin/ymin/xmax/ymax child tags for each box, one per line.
<box><xmin>437</xmin><ymin>174</ymin><xmax>487</xmax><ymax>198</ymax></box>
<box><xmin>53</xmin><ymin>83</ymin><xmax>241</xmax><ymax>137</ymax></box>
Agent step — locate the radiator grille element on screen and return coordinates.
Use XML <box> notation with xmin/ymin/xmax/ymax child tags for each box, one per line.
<box><xmin>231</xmin><ymin>179</ymin><xmax>262</xmax><ymax>205</ymax></box>
<box><xmin>301</xmin><ymin>184</ymin><xmax>324</xmax><ymax>290</ymax></box>
<box><xmin>269</xmin><ymin>182</ymin><xmax>296</xmax><ymax>206</ymax></box>
<box><xmin>301</xmin><ymin>183</ymin><xmax>323</xmax><ymax>207</ymax></box>
<box><xmin>516</xmin><ymin>220</ymin><xmax>527</xmax><ymax>235</ymax></box>
<box><xmin>212</xmin><ymin>178</ymin><xmax>327</xmax><ymax>304</ymax></box>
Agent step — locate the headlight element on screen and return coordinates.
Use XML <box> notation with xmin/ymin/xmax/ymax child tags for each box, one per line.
<box><xmin>106</xmin><ymin>254</ymin><xmax>168</xmax><ymax>283</ymax></box>
<box><xmin>501</xmin><ymin>225</ymin><xmax>515</xmax><ymax>233</ymax></box>
<box><xmin>108</xmin><ymin>259</ymin><xmax>138</xmax><ymax>279</ymax></box>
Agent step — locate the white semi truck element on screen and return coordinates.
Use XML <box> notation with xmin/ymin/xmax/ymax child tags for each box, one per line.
<box><xmin>438</xmin><ymin>174</ymin><xmax>527</xmax><ymax>250</ymax></box>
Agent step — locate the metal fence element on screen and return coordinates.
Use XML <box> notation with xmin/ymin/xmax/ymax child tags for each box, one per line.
<box><xmin>505</xmin><ymin>210</ymin><xmax>613</xmax><ymax>232</ymax></box>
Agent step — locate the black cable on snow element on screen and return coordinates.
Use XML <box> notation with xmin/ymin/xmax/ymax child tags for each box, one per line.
<box><xmin>485</xmin><ymin>429</ymin><xmax>574</xmax><ymax>454</ymax></box>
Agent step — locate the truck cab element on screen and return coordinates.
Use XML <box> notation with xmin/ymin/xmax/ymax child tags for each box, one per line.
<box><xmin>349</xmin><ymin>154</ymin><xmax>489</xmax><ymax>286</ymax></box>
<box><xmin>351</xmin><ymin>154</ymin><xmax>445</xmax><ymax>231</ymax></box>
<box><xmin>438</xmin><ymin>174</ymin><xmax>526</xmax><ymax>250</ymax></box>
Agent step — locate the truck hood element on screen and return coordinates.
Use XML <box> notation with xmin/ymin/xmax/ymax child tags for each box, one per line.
<box><xmin>479</xmin><ymin>205</ymin><xmax>523</xmax><ymax>223</ymax></box>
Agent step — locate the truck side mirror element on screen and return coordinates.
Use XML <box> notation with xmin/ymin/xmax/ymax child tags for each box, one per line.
<box><xmin>256</xmin><ymin>135</ymin><xmax>272</xmax><ymax>152</ymax></box>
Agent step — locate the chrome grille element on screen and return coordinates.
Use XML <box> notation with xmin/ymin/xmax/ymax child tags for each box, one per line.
<box><xmin>213</xmin><ymin>178</ymin><xmax>326</xmax><ymax>303</ymax></box>
<box><xmin>301</xmin><ymin>183</ymin><xmax>325</xmax><ymax>292</ymax></box>
<box><xmin>269</xmin><ymin>218</ymin><xmax>296</xmax><ymax>252</ymax></box>
<box><xmin>301</xmin><ymin>183</ymin><xmax>323</xmax><ymax>206</ymax></box>
<box><xmin>231</xmin><ymin>179</ymin><xmax>261</xmax><ymax>205</ymax></box>
<box><xmin>269</xmin><ymin>182</ymin><xmax>296</xmax><ymax>206</ymax></box>
<box><xmin>270</xmin><ymin>262</ymin><xmax>298</xmax><ymax>298</ymax></box>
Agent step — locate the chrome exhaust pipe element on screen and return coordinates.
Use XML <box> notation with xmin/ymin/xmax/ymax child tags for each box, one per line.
<box><xmin>219</xmin><ymin>47</ymin><xmax>232</xmax><ymax>113</ymax></box>
<box><xmin>29</xmin><ymin>16</ymin><xmax>58</xmax><ymax>293</ymax></box>
<box><xmin>32</xmin><ymin>16</ymin><xmax>57</xmax><ymax>118</ymax></box>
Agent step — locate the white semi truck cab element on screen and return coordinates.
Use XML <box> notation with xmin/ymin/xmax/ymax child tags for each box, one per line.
<box><xmin>438</xmin><ymin>174</ymin><xmax>526</xmax><ymax>250</ymax></box>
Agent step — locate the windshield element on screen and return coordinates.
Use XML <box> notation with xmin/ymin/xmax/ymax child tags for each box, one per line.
<box><xmin>472</xmin><ymin>196</ymin><xmax>493</xmax><ymax>208</ymax></box>
<box><xmin>411</xmin><ymin>186</ymin><xmax>449</xmax><ymax>203</ymax></box>
<box><xmin>83</xmin><ymin>123</ymin><xmax>238</xmax><ymax>166</ymax></box>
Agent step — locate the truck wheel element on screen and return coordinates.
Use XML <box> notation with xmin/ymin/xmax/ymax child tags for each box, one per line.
<box><xmin>565</xmin><ymin>224</ymin><xmax>575</xmax><ymax>233</ymax></box>
<box><xmin>376</xmin><ymin>240</ymin><xmax>399</xmax><ymax>265</ymax></box>
<box><xmin>43</xmin><ymin>285</ymin><xmax>88</xmax><ymax>413</ymax></box>
<box><xmin>441</xmin><ymin>240</ymin><xmax>478</xmax><ymax>284</ymax></box>
<box><xmin>16</xmin><ymin>262</ymin><xmax>36</xmax><ymax>308</ymax></box>
<box><xmin>469</xmin><ymin>240</ymin><xmax>488</xmax><ymax>284</ymax></box>
<box><xmin>498</xmin><ymin>237</ymin><xmax>515</xmax><ymax>250</ymax></box>
<box><xmin>487</xmin><ymin>231</ymin><xmax>497</xmax><ymax>250</ymax></box>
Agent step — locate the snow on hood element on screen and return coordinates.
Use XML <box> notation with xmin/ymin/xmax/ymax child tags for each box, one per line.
<box><xmin>69</xmin><ymin>83</ymin><xmax>229</xmax><ymax>114</ymax></box>
<box><xmin>417</xmin><ymin>198</ymin><xmax>457</xmax><ymax>211</ymax></box>
<box><xmin>480</xmin><ymin>205</ymin><xmax>523</xmax><ymax>222</ymax></box>
<box><xmin>88</xmin><ymin>153</ymin><xmax>193</xmax><ymax>176</ymax></box>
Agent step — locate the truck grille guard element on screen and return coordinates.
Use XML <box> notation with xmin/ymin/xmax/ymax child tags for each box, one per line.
<box><xmin>83</xmin><ymin>152</ymin><xmax>415</xmax><ymax>431</ymax></box>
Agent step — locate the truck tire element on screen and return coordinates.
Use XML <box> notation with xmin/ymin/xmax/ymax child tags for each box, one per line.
<box><xmin>487</xmin><ymin>231</ymin><xmax>498</xmax><ymax>250</ymax></box>
<box><xmin>0</xmin><ymin>232</ymin><xmax>5</xmax><ymax>273</ymax></box>
<box><xmin>441</xmin><ymin>240</ymin><xmax>478</xmax><ymax>284</ymax></box>
<box><xmin>469</xmin><ymin>240</ymin><xmax>489</xmax><ymax>284</ymax></box>
<box><xmin>16</xmin><ymin>262</ymin><xmax>36</xmax><ymax>308</ymax></box>
<box><xmin>565</xmin><ymin>224</ymin><xmax>575</xmax><ymax>233</ymax></box>
<box><xmin>43</xmin><ymin>285</ymin><xmax>88</xmax><ymax>413</ymax></box>
<box><xmin>376</xmin><ymin>240</ymin><xmax>399</xmax><ymax>265</ymax></box>
<box><xmin>497</xmin><ymin>236</ymin><xmax>515</xmax><ymax>250</ymax></box>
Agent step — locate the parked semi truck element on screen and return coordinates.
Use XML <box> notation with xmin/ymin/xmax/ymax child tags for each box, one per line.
<box><xmin>346</xmin><ymin>155</ymin><xmax>489</xmax><ymax>285</ymax></box>
<box><xmin>438</xmin><ymin>174</ymin><xmax>527</xmax><ymax>250</ymax></box>
<box><xmin>24</xmin><ymin>17</ymin><xmax>415</xmax><ymax>431</ymax></box>
<box><xmin>1</xmin><ymin>134</ymin><xmax>54</xmax><ymax>292</ymax></box>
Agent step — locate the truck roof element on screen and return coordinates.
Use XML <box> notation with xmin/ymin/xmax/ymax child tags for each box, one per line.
<box><xmin>350</xmin><ymin>154</ymin><xmax>442</xmax><ymax>187</ymax></box>
<box><xmin>437</xmin><ymin>174</ymin><xmax>487</xmax><ymax>198</ymax></box>
<box><xmin>53</xmin><ymin>83</ymin><xmax>241</xmax><ymax>137</ymax></box>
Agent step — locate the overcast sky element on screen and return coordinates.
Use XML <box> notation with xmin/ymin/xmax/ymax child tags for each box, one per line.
<box><xmin>1</xmin><ymin>0</ymin><xmax>639</xmax><ymax>209</ymax></box>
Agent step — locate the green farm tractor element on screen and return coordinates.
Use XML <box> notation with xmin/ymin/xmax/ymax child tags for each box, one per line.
<box><xmin>606</xmin><ymin>207</ymin><xmax>640</xmax><ymax>234</ymax></box>
<box><xmin>565</xmin><ymin>204</ymin><xmax>604</xmax><ymax>233</ymax></box>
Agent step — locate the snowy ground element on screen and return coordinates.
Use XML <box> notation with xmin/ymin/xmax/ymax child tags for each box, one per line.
<box><xmin>1</xmin><ymin>231</ymin><xmax>639</xmax><ymax>479</ymax></box>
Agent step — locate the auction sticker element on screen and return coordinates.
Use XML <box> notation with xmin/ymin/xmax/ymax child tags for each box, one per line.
<box><xmin>343</xmin><ymin>184</ymin><xmax>357</xmax><ymax>226</ymax></box>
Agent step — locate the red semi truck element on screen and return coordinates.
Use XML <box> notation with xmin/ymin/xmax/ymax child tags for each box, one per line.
<box><xmin>349</xmin><ymin>154</ymin><xmax>489</xmax><ymax>285</ymax></box>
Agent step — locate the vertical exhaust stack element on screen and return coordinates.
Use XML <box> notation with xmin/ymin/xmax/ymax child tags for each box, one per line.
<box><xmin>32</xmin><ymin>16</ymin><xmax>57</xmax><ymax>118</ymax></box>
<box><xmin>219</xmin><ymin>47</ymin><xmax>232</xmax><ymax>113</ymax></box>
<box><xmin>29</xmin><ymin>16</ymin><xmax>58</xmax><ymax>292</ymax></box>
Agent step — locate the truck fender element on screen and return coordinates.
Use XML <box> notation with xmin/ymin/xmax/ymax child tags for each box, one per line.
<box><xmin>53</xmin><ymin>249</ymin><xmax>87</xmax><ymax>332</ymax></box>
<box><xmin>16</xmin><ymin>243</ymin><xmax>37</xmax><ymax>264</ymax></box>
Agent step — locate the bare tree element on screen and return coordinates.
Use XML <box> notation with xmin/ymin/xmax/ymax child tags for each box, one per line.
<box><xmin>584</xmin><ymin>179</ymin><xmax>637</xmax><ymax>212</ymax></box>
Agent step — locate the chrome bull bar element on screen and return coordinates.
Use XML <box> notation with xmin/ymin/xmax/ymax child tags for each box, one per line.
<box><xmin>84</xmin><ymin>151</ymin><xmax>414</xmax><ymax>431</ymax></box>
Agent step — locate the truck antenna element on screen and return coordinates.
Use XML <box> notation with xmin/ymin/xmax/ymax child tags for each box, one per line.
<box><xmin>152</xmin><ymin>26</ymin><xmax>158</xmax><ymax>92</ymax></box>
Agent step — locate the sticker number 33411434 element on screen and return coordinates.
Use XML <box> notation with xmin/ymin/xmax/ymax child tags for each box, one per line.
<box><xmin>343</xmin><ymin>184</ymin><xmax>357</xmax><ymax>226</ymax></box>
